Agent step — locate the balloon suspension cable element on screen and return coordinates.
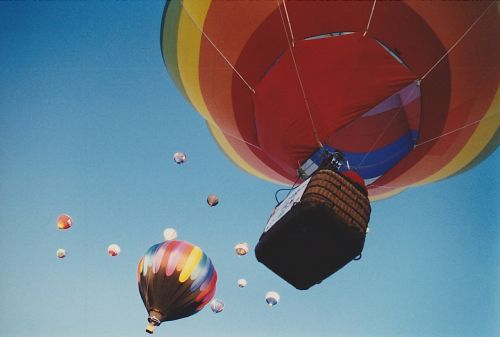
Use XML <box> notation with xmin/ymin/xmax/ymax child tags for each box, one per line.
<box><xmin>282</xmin><ymin>0</ymin><xmax>295</xmax><ymax>47</ymax></box>
<box><xmin>363</xmin><ymin>0</ymin><xmax>377</xmax><ymax>37</ymax></box>
<box><xmin>180</xmin><ymin>0</ymin><xmax>255</xmax><ymax>94</ymax></box>
<box><xmin>415</xmin><ymin>110</ymin><xmax>500</xmax><ymax>148</ymax></box>
<box><xmin>353</xmin><ymin>84</ymin><xmax>420</xmax><ymax>170</ymax></box>
<box><xmin>276</xmin><ymin>0</ymin><xmax>323</xmax><ymax>149</ymax></box>
<box><xmin>207</xmin><ymin>121</ymin><xmax>262</xmax><ymax>150</ymax></box>
<box><xmin>419</xmin><ymin>1</ymin><xmax>495</xmax><ymax>82</ymax></box>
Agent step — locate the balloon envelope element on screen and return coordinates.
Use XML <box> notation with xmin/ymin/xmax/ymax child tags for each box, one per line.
<box><xmin>138</xmin><ymin>240</ymin><xmax>217</xmax><ymax>333</ymax></box>
<box><xmin>161</xmin><ymin>1</ymin><xmax>500</xmax><ymax>200</ymax></box>
<box><xmin>234</xmin><ymin>242</ymin><xmax>249</xmax><ymax>256</ymax></box>
<box><xmin>265</xmin><ymin>291</ymin><xmax>280</xmax><ymax>307</ymax></box>
<box><xmin>57</xmin><ymin>214</ymin><xmax>72</xmax><ymax>230</ymax></box>
<box><xmin>209</xmin><ymin>298</ymin><xmax>224</xmax><ymax>313</ymax></box>
<box><xmin>173</xmin><ymin>152</ymin><xmax>186</xmax><ymax>164</ymax></box>
<box><xmin>107</xmin><ymin>244</ymin><xmax>121</xmax><ymax>256</ymax></box>
<box><xmin>237</xmin><ymin>278</ymin><xmax>247</xmax><ymax>288</ymax></box>
<box><xmin>163</xmin><ymin>228</ymin><xmax>178</xmax><ymax>241</ymax></box>
<box><xmin>56</xmin><ymin>248</ymin><xmax>66</xmax><ymax>258</ymax></box>
<box><xmin>206</xmin><ymin>194</ymin><xmax>219</xmax><ymax>207</ymax></box>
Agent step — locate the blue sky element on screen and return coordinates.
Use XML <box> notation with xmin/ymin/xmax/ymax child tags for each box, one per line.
<box><xmin>0</xmin><ymin>2</ymin><xmax>498</xmax><ymax>337</ymax></box>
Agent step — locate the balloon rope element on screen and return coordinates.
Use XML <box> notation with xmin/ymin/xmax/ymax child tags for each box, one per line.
<box><xmin>282</xmin><ymin>0</ymin><xmax>295</xmax><ymax>47</ymax></box>
<box><xmin>276</xmin><ymin>0</ymin><xmax>323</xmax><ymax>148</ymax></box>
<box><xmin>415</xmin><ymin>110</ymin><xmax>500</xmax><ymax>148</ymax></box>
<box><xmin>180</xmin><ymin>1</ymin><xmax>255</xmax><ymax>94</ymax></box>
<box><xmin>419</xmin><ymin>1</ymin><xmax>495</xmax><ymax>82</ymax></box>
<box><xmin>363</xmin><ymin>0</ymin><xmax>377</xmax><ymax>37</ymax></box>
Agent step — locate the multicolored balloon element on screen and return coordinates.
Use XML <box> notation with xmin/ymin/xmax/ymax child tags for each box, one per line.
<box><xmin>173</xmin><ymin>152</ymin><xmax>187</xmax><ymax>164</ymax></box>
<box><xmin>138</xmin><ymin>240</ymin><xmax>217</xmax><ymax>334</ymax></box>
<box><xmin>161</xmin><ymin>1</ymin><xmax>500</xmax><ymax>201</ymax></box>
<box><xmin>206</xmin><ymin>194</ymin><xmax>219</xmax><ymax>207</ymax></box>
<box><xmin>163</xmin><ymin>227</ymin><xmax>178</xmax><ymax>241</ymax></box>
<box><xmin>107</xmin><ymin>244</ymin><xmax>121</xmax><ymax>256</ymax></box>
<box><xmin>57</xmin><ymin>214</ymin><xmax>72</xmax><ymax>230</ymax></box>
<box><xmin>56</xmin><ymin>248</ymin><xmax>66</xmax><ymax>259</ymax></box>
<box><xmin>209</xmin><ymin>298</ymin><xmax>224</xmax><ymax>313</ymax></box>
<box><xmin>234</xmin><ymin>242</ymin><xmax>249</xmax><ymax>256</ymax></box>
<box><xmin>265</xmin><ymin>291</ymin><xmax>280</xmax><ymax>307</ymax></box>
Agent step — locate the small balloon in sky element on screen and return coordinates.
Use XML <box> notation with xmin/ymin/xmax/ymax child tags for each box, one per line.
<box><xmin>173</xmin><ymin>152</ymin><xmax>187</xmax><ymax>164</ymax></box>
<box><xmin>107</xmin><ymin>244</ymin><xmax>121</xmax><ymax>256</ymax></box>
<box><xmin>237</xmin><ymin>278</ymin><xmax>247</xmax><ymax>288</ymax></box>
<box><xmin>210</xmin><ymin>298</ymin><xmax>224</xmax><ymax>314</ymax></box>
<box><xmin>207</xmin><ymin>194</ymin><xmax>219</xmax><ymax>207</ymax></box>
<box><xmin>163</xmin><ymin>228</ymin><xmax>177</xmax><ymax>241</ymax></box>
<box><xmin>234</xmin><ymin>242</ymin><xmax>249</xmax><ymax>256</ymax></box>
<box><xmin>56</xmin><ymin>248</ymin><xmax>66</xmax><ymax>259</ymax></box>
<box><xmin>265</xmin><ymin>291</ymin><xmax>280</xmax><ymax>307</ymax></box>
<box><xmin>57</xmin><ymin>214</ymin><xmax>72</xmax><ymax>230</ymax></box>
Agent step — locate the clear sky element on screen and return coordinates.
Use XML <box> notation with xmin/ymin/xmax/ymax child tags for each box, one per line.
<box><xmin>0</xmin><ymin>2</ymin><xmax>498</xmax><ymax>337</ymax></box>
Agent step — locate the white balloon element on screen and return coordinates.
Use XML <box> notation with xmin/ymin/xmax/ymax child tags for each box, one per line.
<box><xmin>234</xmin><ymin>242</ymin><xmax>249</xmax><ymax>256</ymax></box>
<box><xmin>107</xmin><ymin>244</ymin><xmax>121</xmax><ymax>256</ymax></box>
<box><xmin>265</xmin><ymin>291</ymin><xmax>280</xmax><ymax>307</ymax></box>
<box><xmin>56</xmin><ymin>248</ymin><xmax>66</xmax><ymax>259</ymax></box>
<box><xmin>237</xmin><ymin>278</ymin><xmax>247</xmax><ymax>288</ymax></box>
<box><xmin>163</xmin><ymin>228</ymin><xmax>178</xmax><ymax>241</ymax></box>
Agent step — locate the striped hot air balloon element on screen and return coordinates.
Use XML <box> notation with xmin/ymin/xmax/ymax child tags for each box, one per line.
<box><xmin>138</xmin><ymin>240</ymin><xmax>217</xmax><ymax>334</ymax></box>
<box><xmin>160</xmin><ymin>0</ymin><xmax>499</xmax><ymax>200</ymax></box>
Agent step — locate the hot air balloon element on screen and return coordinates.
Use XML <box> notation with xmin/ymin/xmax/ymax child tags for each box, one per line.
<box><xmin>57</xmin><ymin>214</ymin><xmax>72</xmax><ymax>230</ymax></box>
<box><xmin>265</xmin><ymin>291</ymin><xmax>280</xmax><ymax>307</ymax></box>
<box><xmin>173</xmin><ymin>152</ymin><xmax>186</xmax><ymax>164</ymax></box>
<box><xmin>161</xmin><ymin>0</ymin><xmax>499</xmax><ymax>200</ymax></box>
<box><xmin>206</xmin><ymin>194</ymin><xmax>219</xmax><ymax>207</ymax></box>
<box><xmin>234</xmin><ymin>242</ymin><xmax>249</xmax><ymax>256</ymax></box>
<box><xmin>56</xmin><ymin>248</ymin><xmax>66</xmax><ymax>259</ymax></box>
<box><xmin>160</xmin><ymin>1</ymin><xmax>499</xmax><ymax>288</ymax></box>
<box><xmin>138</xmin><ymin>240</ymin><xmax>217</xmax><ymax>334</ymax></box>
<box><xmin>107</xmin><ymin>244</ymin><xmax>121</xmax><ymax>256</ymax></box>
<box><xmin>209</xmin><ymin>298</ymin><xmax>224</xmax><ymax>313</ymax></box>
<box><xmin>237</xmin><ymin>278</ymin><xmax>247</xmax><ymax>288</ymax></box>
<box><xmin>163</xmin><ymin>227</ymin><xmax>178</xmax><ymax>241</ymax></box>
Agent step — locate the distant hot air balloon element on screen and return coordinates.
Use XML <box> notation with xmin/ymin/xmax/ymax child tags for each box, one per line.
<box><xmin>173</xmin><ymin>152</ymin><xmax>186</xmax><ymax>164</ymax></box>
<box><xmin>163</xmin><ymin>228</ymin><xmax>178</xmax><ymax>241</ymax></box>
<box><xmin>56</xmin><ymin>248</ymin><xmax>66</xmax><ymax>259</ymax></box>
<box><xmin>234</xmin><ymin>242</ymin><xmax>249</xmax><ymax>256</ymax></box>
<box><xmin>265</xmin><ymin>291</ymin><xmax>280</xmax><ymax>307</ymax></box>
<box><xmin>57</xmin><ymin>214</ymin><xmax>72</xmax><ymax>230</ymax></box>
<box><xmin>107</xmin><ymin>244</ymin><xmax>121</xmax><ymax>256</ymax></box>
<box><xmin>206</xmin><ymin>194</ymin><xmax>219</xmax><ymax>207</ymax></box>
<box><xmin>237</xmin><ymin>278</ymin><xmax>247</xmax><ymax>288</ymax></box>
<box><xmin>138</xmin><ymin>240</ymin><xmax>217</xmax><ymax>334</ymax></box>
<box><xmin>209</xmin><ymin>298</ymin><xmax>224</xmax><ymax>313</ymax></box>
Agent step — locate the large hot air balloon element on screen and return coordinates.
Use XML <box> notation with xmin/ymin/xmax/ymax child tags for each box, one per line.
<box><xmin>138</xmin><ymin>240</ymin><xmax>217</xmax><ymax>334</ymax></box>
<box><xmin>160</xmin><ymin>1</ymin><xmax>499</xmax><ymax>289</ymax></box>
<box><xmin>160</xmin><ymin>0</ymin><xmax>499</xmax><ymax>201</ymax></box>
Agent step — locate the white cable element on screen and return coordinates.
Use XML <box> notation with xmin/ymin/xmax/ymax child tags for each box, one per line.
<box><xmin>363</xmin><ymin>0</ymin><xmax>377</xmax><ymax>37</ymax></box>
